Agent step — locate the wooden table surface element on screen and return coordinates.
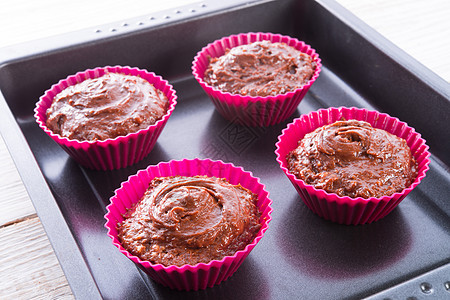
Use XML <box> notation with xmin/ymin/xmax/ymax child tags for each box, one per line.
<box><xmin>0</xmin><ymin>0</ymin><xmax>449</xmax><ymax>299</ymax></box>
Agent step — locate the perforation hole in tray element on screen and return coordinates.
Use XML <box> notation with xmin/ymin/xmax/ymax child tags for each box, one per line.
<box><xmin>93</xmin><ymin>2</ymin><xmax>207</xmax><ymax>34</ymax></box>
<box><xmin>420</xmin><ymin>282</ymin><xmax>433</xmax><ymax>294</ymax></box>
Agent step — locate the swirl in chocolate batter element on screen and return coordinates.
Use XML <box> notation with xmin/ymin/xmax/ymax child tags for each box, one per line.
<box><xmin>204</xmin><ymin>40</ymin><xmax>316</xmax><ymax>97</ymax></box>
<box><xmin>287</xmin><ymin>120</ymin><xmax>417</xmax><ymax>198</ymax></box>
<box><xmin>46</xmin><ymin>72</ymin><xmax>169</xmax><ymax>141</ymax></box>
<box><xmin>117</xmin><ymin>176</ymin><xmax>261</xmax><ymax>267</ymax></box>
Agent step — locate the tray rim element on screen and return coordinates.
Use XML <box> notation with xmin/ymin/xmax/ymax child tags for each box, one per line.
<box><xmin>317</xmin><ymin>0</ymin><xmax>449</xmax><ymax>98</ymax></box>
<box><xmin>0</xmin><ymin>0</ymin><xmax>449</xmax><ymax>298</ymax></box>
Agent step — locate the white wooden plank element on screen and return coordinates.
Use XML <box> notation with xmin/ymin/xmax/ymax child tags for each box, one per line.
<box><xmin>0</xmin><ymin>136</ymin><xmax>36</xmax><ymax>227</ymax></box>
<box><xmin>0</xmin><ymin>217</ymin><xmax>73</xmax><ymax>299</ymax></box>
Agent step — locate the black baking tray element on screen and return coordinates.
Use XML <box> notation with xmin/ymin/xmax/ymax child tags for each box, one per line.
<box><xmin>1</xmin><ymin>0</ymin><xmax>449</xmax><ymax>299</ymax></box>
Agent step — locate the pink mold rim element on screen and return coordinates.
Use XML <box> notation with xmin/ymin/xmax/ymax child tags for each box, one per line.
<box><xmin>191</xmin><ymin>32</ymin><xmax>322</xmax><ymax>126</ymax></box>
<box><xmin>104</xmin><ymin>158</ymin><xmax>273</xmax><ymax>290</ymax></box>
<box><xmin>275</xmin><ymin>106</ymin><xmax>431</xmax><ymax>225</ymax></box>
<box><xmin>34</xmin><ymin>65</ymin><xmax>177</xmax><ymax>170</ymax></box>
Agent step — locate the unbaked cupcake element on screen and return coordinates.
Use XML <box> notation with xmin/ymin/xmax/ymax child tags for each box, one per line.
<box><xmin>117</xmin><ymin>175</ymin><xmax>261</xmax><ymax>267</ymax></box>
<box><xmin>287</xmin><ymin>119</ymin><xmax>417</xmax><ymax>199</ymax></box>
<box><xmin>104</xmin><ymin>158</ymin><xmax>273</xmax><ymax>290</ymax></box>
<box><xmin>34</xmin><ymin>66</ymin><xmax>177</xmax><ymax>170</ymax></box>
<box><xmin>192</xmin><ymin>32</ymin><xmax>321</xmax><ymax>127</ymax></box>
<box><xmin>275</xmin><ymin>107</ymin><xmax>430</xmax><ymax>225</ymax></box>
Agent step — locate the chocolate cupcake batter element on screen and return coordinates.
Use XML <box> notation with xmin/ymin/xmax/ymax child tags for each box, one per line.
<box><xmin>117</xmin><ymin>176</ymin><xmax>261</xmax><ymax>267</ymax></box>
<box><xmin>287</xmin><ymin>120</ymin><xmax>417</xmax><ymax>198</ymax></box>
<box><xmin>204</xmin><ymin>40</ymin><xmax>316</xmax><ymax>97</ymax></box>
<box><xmin>46</xmin><ymin>72</ymin><xmax>169</xmax><ymax>141</ymax></box>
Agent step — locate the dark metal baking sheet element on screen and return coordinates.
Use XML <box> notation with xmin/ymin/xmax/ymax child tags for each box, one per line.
<box><xmin>0</xmin><ymin>0</ymin><xmax>449</xmax><ymax>299</ymax></box>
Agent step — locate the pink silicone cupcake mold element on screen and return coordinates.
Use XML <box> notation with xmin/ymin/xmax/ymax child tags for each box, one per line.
<box><xmin>275</xmin><ymin>107</ymin><xmax>430</xmax><ymax>225</ymax></box>
<box><xmin>192</xmin><ymin>32</ymin><xmax>322</xmax><ymax>127</ymax></box>
<box><xmin>34</xmin><ymin>66</ymin><xmax>177</xmax><ymax>170</ymax></box>
<box><xmin>104</xmin><ymin>158</ymin><xmax>273</xmax><ymax>290</ymax></box>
